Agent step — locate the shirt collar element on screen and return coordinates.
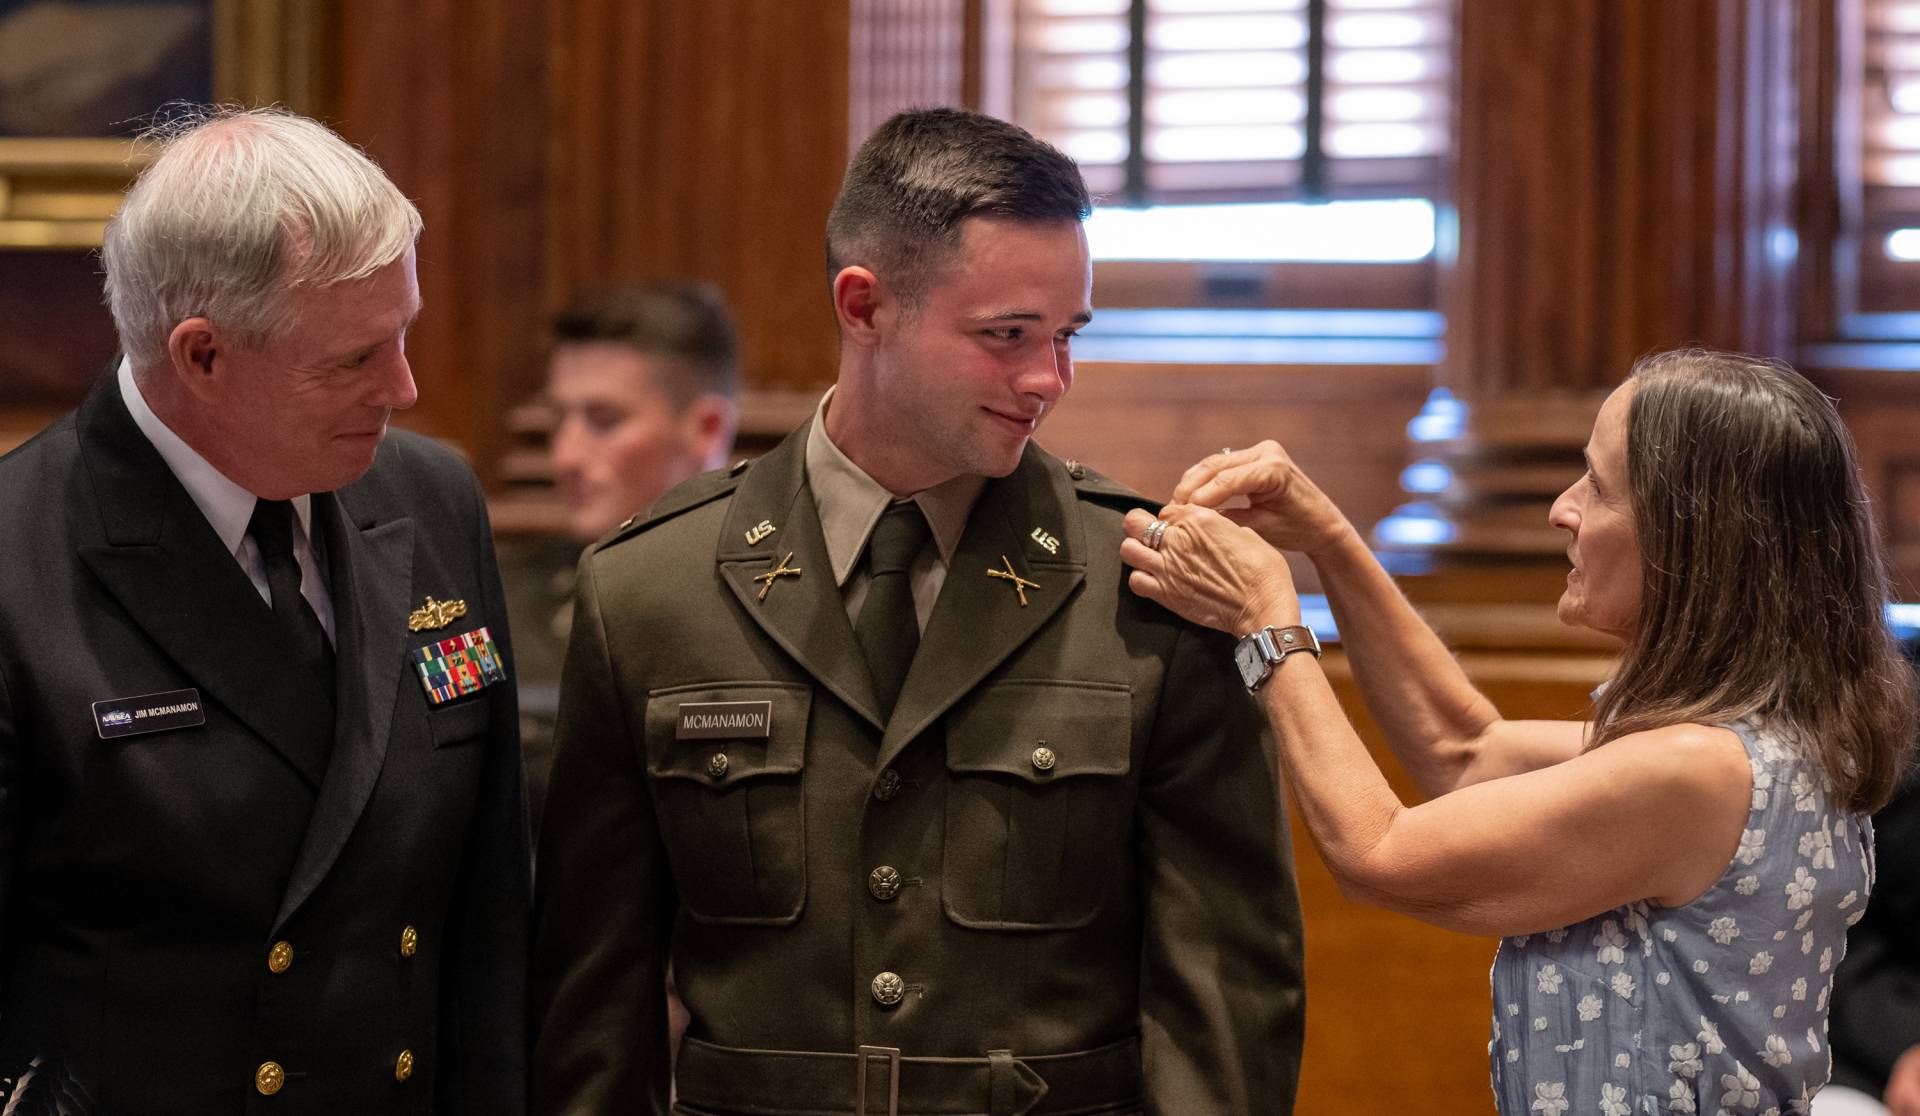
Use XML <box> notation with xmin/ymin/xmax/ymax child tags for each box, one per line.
<box><xmin>118</xmin><ymin>357</ymin><xmax>316</xmax><ymax>556</ymax></box>
<box><xmin>805</xmin><ymin>386</ymin><xmax>984</xmax><ymax>587</ymax></box>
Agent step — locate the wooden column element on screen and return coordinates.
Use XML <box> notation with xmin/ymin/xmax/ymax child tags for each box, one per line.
<box><xmin>1378</xmin><ymin>0</ymin><xmax>1804</xmax><ymax>569</ymax></box>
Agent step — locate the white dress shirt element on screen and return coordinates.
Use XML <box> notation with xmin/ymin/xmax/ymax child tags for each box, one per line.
<box><xmin>118</xmin><ymin>358</ymin><xmax>336</xmax><ymax>644</ymax></box>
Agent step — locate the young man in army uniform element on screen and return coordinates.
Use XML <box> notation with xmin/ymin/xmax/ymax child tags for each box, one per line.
<box><xmin>532</xmin><ymin>107</ymin><xmax>1305</xmax><ymax>1115</ymax></box>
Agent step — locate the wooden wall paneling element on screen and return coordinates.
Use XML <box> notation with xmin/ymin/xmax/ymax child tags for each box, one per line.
<box><xmin>1385</xmin><ymin>0</ymin><xmax>1806</xmax><ymax>568</ymax></box>
<box><xmin>544</xmin><ymin>0</ymin><xmax>852</xmax><ymax>394</ymax></box>
<box><xmin>325</xmin><ymin>0</ymin><xmax>550</xmax><ymax>482</ymax></box>
<box><xmin>1804</xmin><ymin>365</ymin><xmax>1920</xmax><ymax>596</ymax></box>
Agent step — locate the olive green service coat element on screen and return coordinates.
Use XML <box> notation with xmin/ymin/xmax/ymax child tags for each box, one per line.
<box><xmin>532</xmin><ymin>424</ymin><xmax>1305</xmax><ymax>1116</ymax></box>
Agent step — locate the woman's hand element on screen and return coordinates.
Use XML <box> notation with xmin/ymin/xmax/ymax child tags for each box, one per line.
<box><xmin>1121</xmin><ymin>505</ymin><xmax>1301</xmax><ymax>637</ymax></box>
<box><xmin>1173</xmin><ymin>442</ymin><xmax>1354</xmax><ymax>558</ymax></box>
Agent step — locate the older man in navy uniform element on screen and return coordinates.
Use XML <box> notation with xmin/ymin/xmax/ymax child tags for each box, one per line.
<box><xmin>532</xmin><ymin>108</ymin><xmax>1304</xmax><ymax>1115</ymax></box>
<box><xmin>0</xmin><ymin>109</ymin><xmax>527</xmax><ymax>1114</ymax></box>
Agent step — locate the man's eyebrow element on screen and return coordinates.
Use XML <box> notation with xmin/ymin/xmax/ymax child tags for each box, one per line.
<box><xmin>968</xmin><ymin>309</ymin><xmax>1095</xmax><ymax>325</ymax></box>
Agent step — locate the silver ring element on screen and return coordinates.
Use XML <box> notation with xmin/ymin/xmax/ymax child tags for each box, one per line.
<box><xmin>1219</xmin><ymin>447</ymin><xmax>1232</xmax><ymax>456</ymax></box>
<box><xmin>1144</xmin><ymin>519</ymin><xmax>1169</xmax><ymax>551</ymax></box>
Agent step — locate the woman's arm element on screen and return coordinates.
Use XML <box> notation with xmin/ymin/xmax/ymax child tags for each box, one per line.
<box><xmin>1170</xmin><ymin>444</ymin><xmax>1584</xmax><ymax>795</ymax></box>
<box><xmin>1120</xmin><ymin>505</ymin><xmax>1751</xmax><ymax>938</ymax></box>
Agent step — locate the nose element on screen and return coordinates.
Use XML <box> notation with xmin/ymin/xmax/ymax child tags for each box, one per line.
<box><xmin>550</xmin><ymin>415</ymin><xmax>586</xmax><ymax>474</ymax></box>
<box><xmin>377</xmin><ymin>351</ymin><xmax>419</xmax><ymax>411</ymax></box>
<box><xmin>1548</xmin><ymin>477</ymin><xmax>1581</xmax><ymax>533</ymax></box>
<box><xmin>1020</xmin><ymin>341</ymin><xmax>1072</xmax><ymax>408</ymax></box>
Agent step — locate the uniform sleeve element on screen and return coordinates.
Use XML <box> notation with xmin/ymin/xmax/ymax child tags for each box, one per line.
<box><xmin>530</xmin><ymin>554</ymin><xmax>675</xmax><ymax>1116</ymax></box>
<box><xmin>1135</xmin><ymin>621</ymin><xmax>1306</xmax><ymax>1114</ymax></box>
<box><xmin>437</xmin><ymin>473</ymin><xmax>532</xmax><ymax>1116</ymax></box>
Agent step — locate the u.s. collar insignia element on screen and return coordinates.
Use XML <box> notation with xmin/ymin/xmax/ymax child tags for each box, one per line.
<box><xmin>408</xmin><ymin>596</ymin><xmax>469</xmax><ymax>632</ymax></box>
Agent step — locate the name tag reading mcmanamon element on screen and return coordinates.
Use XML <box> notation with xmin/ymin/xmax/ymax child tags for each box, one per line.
<box><xmin>92</xmin><ymin>688</ymin><xmax>207</xmax><ymax>740</ymax></box>
<box><xmin>676</xmin><ymin>700</ymin><xmax>774</xmax><ymax>739</ymax></box>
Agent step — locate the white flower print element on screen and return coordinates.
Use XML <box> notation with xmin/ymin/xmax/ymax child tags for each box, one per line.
<box><xmin>1699</xmin><ymin>1018</ymin><xmax>1726</xmax><ymax>1054</ymax></box>
<box><xmin>1546</xmin><ymin>927</ymin><xmax>1570</xmax><ymax>944</ymax></box>
<box><xmin>1611</xmin><ymin>972</ymin><xmax>1637</xmax><ymax>1000</ymax></box>
<box><xmin>1773</xmin><ymin>1006</ymin><xmax>1787</xmax><ymax>1020</ymax></box>
<box><xmin>1537</xmin><ymin>963</ymin><xmax>1564</xmax><ymax>994</ymax></box>
<box><xmin>1846</xmin><ymin>909</ymin><xmax>1866</xmax><ymax>927</ymax></box>
<box><xmin>1693</xmin><ymin>959</ymin><xmax>1711</xmax><ymax>974</ymax></box>
<box><xmin>1532</xmin><ymin>1082</ymin><xmax>1570</xmax><ymax>1115</ymax></box>
<box><xmin>1664</xmin><ymin>928</ymin><xmax>1680</xmax><ymax>942</ymax></box>
<box><xmin>1669</xmin><ymin>1078</ymin><xmax>1697</xmax><ymax>1113</ymax></box>
<box><xmin>1595</xmin><ymin>920</ymin><xmax>1628</xmax><ymax>965</ymax></box>
<box><xmin>1617</xmin><ymin>1054</ymin><xmax>1632</xmax><ymax>1070</ymax></box>
<box><xmin>1785</xmin><ymin>867</ymin><xmax>1816</xmax><ymax>910</ymax></box>
<box><xmin>1794</xmin><ymin>910</ymin><xmax>1813</xmax><ymax>932</ymax></box>
<box><xmin>1669</xmin><ymin>1043</ymin><xmax>1703</xmax><ymax>1078</ymax></box>
<box><xmin>1818</xmin><ymin>986</ymin><xmax>1829</xmax><ymax>1011</ymax></box>
<box><xmin>1601</xmin><ymin>1083</ymin><xmax>1629</xmax><ymax>1116</ymax></box>
<box><xmin>1799</xmin><ymin>828</ymin><xmax>1835</xmax><ymax>869</ymax></box>
<box><xmin>1807</xmin><ymin>1028</ymin><xmax>1821</xmax><ymax>1054</ymax></box>
<box><xmin>1792</xmin><ymin>770</ymin><xmax>1817</xmax><ymax>811</ymax></box>
<box><xmin>1578</xmin><ymin>995</ymin><xmax>1603</xmax><ymax>1022</ymax></box>
<box><xmin>1534</xmin><ymin>1017</ymin><xmax>1549</xmax><ymax>1031</ymax></box>
<box><xmin>1509</xmin><ymin>1003</ymin><xmax>1522</xmax><ymax>1016</ymax></box>
<box><xmin>1790</xmin><ymin>1083</ymin><xmax>1815</xmax><ymax>1114</ymax></box>
<box><xmin>1839</xmin><ymin>889</ymin><xmax>1859</xmax><ymax>909</ymax></box>
<box><xmin>1761</xmin><ymin>1035</ymin><xmax>1792</xmax><ymax>1067</ymax></box>
<box><xmin>1749</xmin><ymin>952</ymin><xmax>1773</xmax><ymax>975</ymax></box>
<box><xmin>1493</xmin><ymin>1019</ymin><xmax>1501</xmax><ymax>1042</ymax></box>
<box><xmin>1752</xmin><ymin>768</ymin><xmax>1772</xmax><ymax>809</ymax></box>
<box><xmin>1708</xmin><ymin>917</ymin><xmax>1741</xmax><ymax>945</ymax></box>
<box><xmin>1737</xmin><ymin>828</ymin><xmax>1767</xmax><ymax>866</ymax></box>
<box><xmin>1722</xmin><ymin>1063</ymin><xmax>1761</xmax><ymax>1107</ymax></box>
<box><xmin>1514</xmin><ymin>934</ymin><xmax>1531</xmax><ymax>947</ymax></box>
<box><xmin>1791</xmin><ymin>977</ymin><xmax>1807</xmax><ymax>1001</ymax></box>
<box><xmin>1820</xmin><ymin>947</ymin><xmax>1833</xmax><ymax>974</ymax></box>
<box><xmin>1657</xmin><ymin>972</ymin><xmax>1672</xmax><ymax>986</ymax></box>
<box><xmin>1801</xmin><ymin>932</ymin><xmax>1814</xmax><ymax>956</ymax></box>
<box><xmin>1735</xmin><ymin>875</ymin><xmax>1760</xmax><ymax>896</ymax></box>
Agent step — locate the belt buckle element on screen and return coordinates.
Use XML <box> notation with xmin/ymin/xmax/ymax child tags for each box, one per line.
<box><xmin>855</xmin><ymin>1044</ymin><xmax>901</xmax><ymax>1116</ymax></box>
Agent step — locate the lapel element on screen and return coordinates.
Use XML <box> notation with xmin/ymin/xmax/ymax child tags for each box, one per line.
<box><xmin>273</xmin><ymin>480</ymin><xmax>414</xmax><ymax>930</ymax></box>
<box><xmin>716</xmin><ymin>426</ymin><xmax>887</xmax><ymax>730</ymax></box>
<box><xmin>73</xmin><ymin>373</ymin><xmax>334</xmax><ymax>787</ymax></box>
<box><xmin>874</xmin><ymin>444</ymin><xmax>1087</xmax><ymax>773</ymax></box>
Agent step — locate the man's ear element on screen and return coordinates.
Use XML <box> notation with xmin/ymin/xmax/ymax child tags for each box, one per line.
<box><xmin>166</xmin><ymin>318</ymin><xmax>223</xmax><ymax>404</ymax></box>
<box><xmin>831</xmin><ymin>267</ymin><xmax>889</xmax><ymax>347</ymax></box>
<box><xmin>681</xmin><ymin>393</ymin><xmax>739</xmax><ymax>471</ymax></box>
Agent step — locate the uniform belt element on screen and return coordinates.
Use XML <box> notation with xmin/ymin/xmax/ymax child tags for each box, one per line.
<box><xmin>673</xmin><ymin>1034</ymin><xmax>1142</xmax><ymax>1116</ymax></box>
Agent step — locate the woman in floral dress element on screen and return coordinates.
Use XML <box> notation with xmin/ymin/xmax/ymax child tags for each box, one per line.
<box><xmin>1119</xmin><ymin>348</ymin><xmax>1915</xmax><ymax>1114</ymax></box>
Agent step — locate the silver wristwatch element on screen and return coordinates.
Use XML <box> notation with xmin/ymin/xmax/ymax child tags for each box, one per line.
<box><xmin>1233</xmin><ymin>624</ymin><xmax>1321</xmax><ymax>691</ymax></box>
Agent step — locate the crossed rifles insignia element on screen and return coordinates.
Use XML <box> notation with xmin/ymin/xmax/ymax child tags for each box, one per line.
<box><xmin>987</xmin><ymin>555</ymin><xmax>1040</xmax><ymax>607</ymax></box>
<box><xmin>753</xmin><ymin>552</ymin><xmax>803</xmax><ymax>601</ymax></box>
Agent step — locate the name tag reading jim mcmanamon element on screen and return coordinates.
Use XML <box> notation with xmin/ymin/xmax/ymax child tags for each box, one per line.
<box><xmin>93</xmin><ymin>688</ymin><xmax>207</xmax><ymax>740</ymax></box>
<box><xmin>677</xmin><ymin>700</ymin><xmax>774</xmax><ymax>740</ymax></box>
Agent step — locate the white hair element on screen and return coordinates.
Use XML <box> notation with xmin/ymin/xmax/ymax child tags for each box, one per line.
<box><xmin>102</xmin><ymin>106</ymin><xmax>423</xmax><ymax>370</ymax></box>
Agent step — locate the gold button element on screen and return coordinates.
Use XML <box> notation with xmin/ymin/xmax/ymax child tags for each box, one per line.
<box><xmin>255</xmin><ymin>1061</ymin><xmax>285</xmax><ymax>1096</ymax></box>
<box><xmin>1031</xmin><ymin>745</ymin><xmax>1057</xmax><ymax>772</ymax></box>
<box><xmin>394</xmin><ymin>1049</ymin><xmax>414</xmax><ymax>1083</ymax></box>
<box><xmin>400</xmin><ymin>926</ymin><xmax>419</xmax><ymax>959</ymax></box>
<box><xmin>868</xmin><ymin>866</ymin><xmax>902</xmax><ymax>901</ymax></box>
<box><xmin>872</xmin><ymin>769</ymin><xmax>902</xmax><ymax>802</ymax></box>
<box><xmin>707</xmin><ymin>752</ymin><xmax>730</xmax><ymax>779</ymax></box>
<box><xmin>267</xmin><ymin>940</ymin><xmax>294</xmax><ymax>974</ymax></box>
<box><xmin>871</xmin><ymin>971</ymin><xmax>906</xmax><ymax>1006</ymax></box>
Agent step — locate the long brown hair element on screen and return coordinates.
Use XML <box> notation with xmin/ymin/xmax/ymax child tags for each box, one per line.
<box><xmin>1589</xmin><ymin>348</ymin><xmax>1915</xmax><ymax>813</ymax></box>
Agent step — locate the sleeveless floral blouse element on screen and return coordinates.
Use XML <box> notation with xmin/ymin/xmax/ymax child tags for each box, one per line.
<box><xmin>1488</xmin><ymin>715</ymin><xmax>1875</xmax><ymax>1116</ymax></box>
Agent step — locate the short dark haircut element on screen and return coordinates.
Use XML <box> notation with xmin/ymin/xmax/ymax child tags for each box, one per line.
<box><xmin>550</xmin><ymin>281</ymin><xmax>740</xmax><ymax>404</ymax></box>
<box><xmin>1591</xmin><ymin>347</ymin><xmax>1916</xmax><ymax>814</ymax></box>
<box><xmin>826</xmin><ymin>107</ymin><xmax>1093</xmax><ymax>306</ymax></box>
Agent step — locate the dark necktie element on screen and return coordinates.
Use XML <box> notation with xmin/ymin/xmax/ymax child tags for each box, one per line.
<box><xmin>855</xmin><ymin>501</ymin><xmax>931</xmax><ymax>721</ymax></box>
<box><xmin>249</xmin><ymin>498</ymin><xmax>336</xmax><ymax>688</ymax></box>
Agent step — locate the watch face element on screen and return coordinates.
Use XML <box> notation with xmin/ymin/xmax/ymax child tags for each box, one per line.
<box><xmin>1234</xmin><ymin>634</ymin><xmax>1267</xmax><ymax>690</ymax></box>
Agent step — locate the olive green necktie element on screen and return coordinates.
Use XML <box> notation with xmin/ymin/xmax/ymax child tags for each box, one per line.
<box><xmin>854</xmin><ymin>501</ymin><xmax>931</xmax><ymax>721</ymax></box>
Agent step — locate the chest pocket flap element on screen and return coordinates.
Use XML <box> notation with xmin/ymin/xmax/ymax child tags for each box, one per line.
<box><xmin>944</xmin><ymin>679</ymin><xmax>1133</xmax><ymax>931</ymax></box>
<box><xmin>643</xmin><ymin>681</ymin><xmax>811</xmax><ymax>925</ymax></box>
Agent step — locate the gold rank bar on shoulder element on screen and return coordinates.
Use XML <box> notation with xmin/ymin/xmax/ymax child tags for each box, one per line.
<box><xmin>407</xmin><ymin>596</ymin><xmax>468</xmax><ymax>632</ymax></box>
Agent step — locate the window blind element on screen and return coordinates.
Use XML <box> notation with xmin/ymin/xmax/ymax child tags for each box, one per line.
<box><xmin>1011</xmin><ymin>0</ymin><xmax>1453</xmax><ymax>204</ymax></box>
